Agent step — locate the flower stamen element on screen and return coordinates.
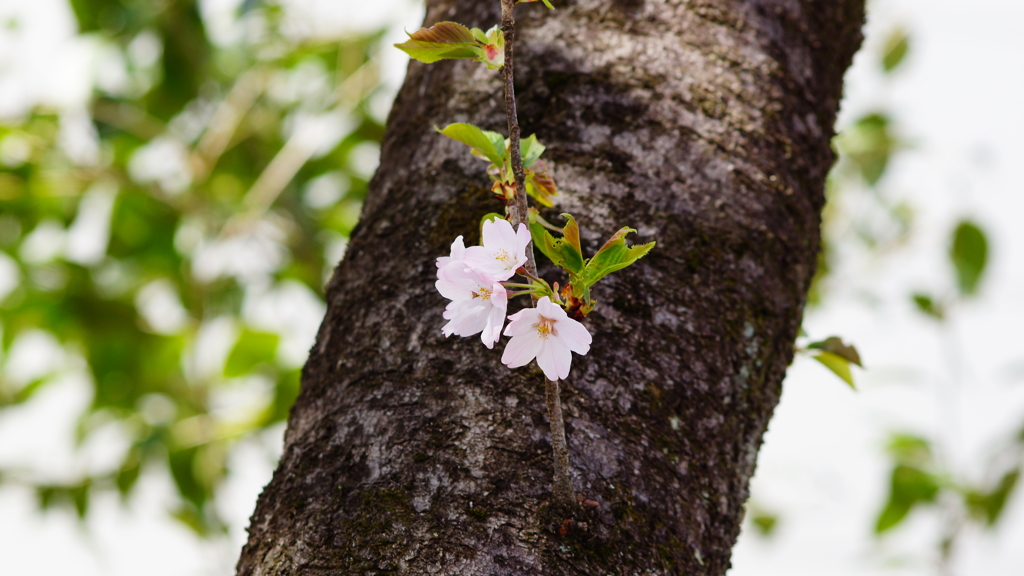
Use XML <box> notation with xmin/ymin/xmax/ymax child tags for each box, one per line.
<box><xmin>535</xmin><ymin>316</ymin><xmax>555</xmax><ymax>338</ymax></box>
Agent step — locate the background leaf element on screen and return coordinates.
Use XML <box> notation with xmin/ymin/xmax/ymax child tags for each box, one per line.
<box><xmin>950</xmin><ymin>220</ymin><xmax>988</xmax><ymax>296</ymax></box>
<box><xmin>808</xmin><ymin>336</ymin><xmax>863</xmax><ymax>367</ymax></box>
<box><xmin>811</xmin><ymin>351</ymin><xmax>856</xmax><ymax>389</ymax></box>
<box><xmin>882</xmin><ymin>28</ymin><xmax>910</xmax><ymax>72</ymax></box>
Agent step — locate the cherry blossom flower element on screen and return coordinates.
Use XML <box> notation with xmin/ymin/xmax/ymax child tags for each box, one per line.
<box><xmin>464</xmin><ymin>218</ymin><xmax>530</xmax><ymax>281</ymax></box>
<box><xmin>436</xmin><ymin>263</ymin><xmax>508</xmax><ymax>348</ymax></box>
<box><xmin>436</xmin><ymin>235</ymin><xmax>466</xmax><ymax>270</ymax></box>
<box><xmin>501</xmin><ymin>296</ymin><xmax>591</xmax><ymax>380</ymax></box>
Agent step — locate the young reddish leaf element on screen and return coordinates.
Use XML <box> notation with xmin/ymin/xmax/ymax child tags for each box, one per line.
<box><xmin>410</xmin><ymin>21</ymin><xmax>476</xmax><ymax>44</ymax></box>
<box><xmin>561</xmin><ymin>213</ymin><xmax>581</xmax><ymax>255</ymax></box>
<box><xmin>394</xmin><ymin>22</ymin><xmax>482</xmax><ymax>64</ymax></box>
<box><xmin>525</xmin><ymin>159</ymin><xmax>557</xmax><ymax>206</ymax></box>
<box><xmin>807</xmin><ymin>336</ymin><xmax>862</xmax><ymax>367</ymax></box>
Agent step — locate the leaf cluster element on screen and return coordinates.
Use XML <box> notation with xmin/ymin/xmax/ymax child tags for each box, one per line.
<box><xmin>0</xmin><ymin>0</ymin><xmax>385</xmax><ymax>535</ymax></box>
<box><xmin>529</xmin><ymin>212</ymin><xmax>654</xmax><ymax>318</ymax></box>
<box><xmin>437</xmin><ymin>123</ymin><xmax>558</xmax><ymax>206</ymax></box>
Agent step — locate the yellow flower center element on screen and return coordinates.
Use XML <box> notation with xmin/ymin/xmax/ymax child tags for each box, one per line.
<box><xmin>473</xmin><ymin>286</ymin><xmax>492</xmax><ymax>300</ymax></box>
<box><xmin>494</xmin><ymin>249</ymin><xmax>512</xmax><ymax>264</ymax></box>
<box><xmin>535</xmin><ymin>316</ymin><xmax>556</xmax><ymax>338</ymax></box>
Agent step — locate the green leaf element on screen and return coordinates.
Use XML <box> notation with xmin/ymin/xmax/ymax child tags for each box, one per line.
<box><xmin>875</xmin><ymin>465</ymin><xmax>940</xmax><ymax>533</ymax></box>
<box><xmin>169</xmin><ymin>446</ymin><xmax>207</xmax><ymax>510</ymax></box>
<box><xmin>116</xmin><ymin>460</ymin><xmax>142</xmax><ymax>500</ymax></box>
<box><xmin>581</xmin><ymin>227</ymin><xmax>655</xmax><ymax>286</ymax></box>
<box><xmin>224</xmin><ymin>329</ymin><xmax>279</xmax><ymax>377</ymax></box>
<box><xmin>519</xmin><ymin>134</ymin><xmax>545</xmax><ymax>168</ymax></box>
<box><xmin>394</xmin><ymin>22</ymin><xmax>482</xmax><ymax>64</ymax></box>
<box><xmin>811</xmin><ymin>351</ymin><xmax>856</xmax><ymax>389</ymax></box>
<box><xmin>965</xmin><ymin>470</ymin><xmax>1019</xmax><ymax>526</ymax></box>
<box><xmin>882</xmin><ymin>28</ymin><xmax>909</xmax><ymax>73</ymax></box>
<box><xmin>838</xmin><ymin>113</ymin><xmax>896</xmax><ymax>186</ymax></box>
<box><xmin>911</xmin><ymin>293</ymin><xmax>944</xmax><ymax>320</ymax></box>
<box><xmin>528</xmin><ymin>220</ymin><xmax>584</xmax><ymax>274</ymax></box>
<box><xmin>751</xmin><ymin>511</ymin><xmax>778</xmax><ymax>537</ymax></box>
<box><xmin>436</xmin><ymin>123</ymin><xmax>506</xmax><ymax>166</ymax></box>
<box><xmin>886</xmin><ymin>434</ymin><xmax>932</xmax><ymax>466</ymax></box>
<box><xmin>70</xmin><ymin>482</ymin><xmax>90</xmax><ymax>519</ymax></box>
<box><xmin>950</xmin><ymin>220</ymin><xmax>988</xmax><ymax>296</ymax></box>
<box><xmin>807</xmin><ymin>336</ymin><xmax>862</xmax><ymax>367</ymax></box>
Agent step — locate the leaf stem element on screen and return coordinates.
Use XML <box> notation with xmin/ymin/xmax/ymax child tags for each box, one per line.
<box><xmin>505</xmin><ymin>289</ymin><xmax>543</xmax><ymax>299</ymax></box>
<box><xmin>502</xmin><ymin>282</ymin><xmax>542</xmax><ymax>290</ymax></box>
<box><xmin>500</xmin><ymin>0</ymin><xmax>575</xmax><ymax>511</ymax></box>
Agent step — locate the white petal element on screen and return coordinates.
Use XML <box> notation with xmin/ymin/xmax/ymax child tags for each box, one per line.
<box><xmin>480</xmin><ymin>284</ymin><xmax>507</xmax><ymax>348</ymax></box>
<box><xmin>514</xmin><ymin>223</ymin><xmax>530</xmax><ymax>266</ymax></box>
<box><xmin>501</xmin><ymin>332</ymin><xmax>543</xmax><ymax>369</ymax></box>
<box><xmin>435</xmin><ymin>265</ymin><xmax>474</xmax><ymax>300</ymax></box>
<box><xmin>463</xmin><ymin>245</ymin><xmax>509</xmax><ymax>280</ymax></box>
<box><xmin>436</xmin><ymin>235</ymin><xmax>466</xmax><ymax>269</ymax></box>
<box><xmin>555</xmin><ymin>316</ymin><xmax>591</xmax><ymax>355</ymax></box>
<box><xmin>480</xmin><ymin>303</ymin><xmax>505</xmax><ymax>348</ymax></box>
<box><xmin>444</xmin><ymin>299</ymin><xmax>489</xmax><ymax>337</ymax></box>
<box><xmin>535</xmin><ymin>296</ymin><xmax>563</xmax><ymax>319</ymax></box>
<box><xmin>537</xmin><ymin>339</ymin><xmax>572</xmax><ymax>380</ymax></box>
<box><xmin>504</xmin><ymin>307</ymin><xmax>540</xmax><ymax>337</ymax></box>
<box><xmin>483</xmin><ymin>218</ymin><xmax>517</xmax><ymax>252</ymax></box>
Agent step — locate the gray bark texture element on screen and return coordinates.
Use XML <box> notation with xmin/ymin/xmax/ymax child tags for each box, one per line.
<box><xmin>237</xmin><ymin>0</ymin><xmax>864</xmax><ymax>574</ymax></box>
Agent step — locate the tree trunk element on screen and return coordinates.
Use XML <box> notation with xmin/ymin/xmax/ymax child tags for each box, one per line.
<box><xmin>237</xmin><ymin>0</ymin><xmax>863</xmax><ymax>573</ymax></box>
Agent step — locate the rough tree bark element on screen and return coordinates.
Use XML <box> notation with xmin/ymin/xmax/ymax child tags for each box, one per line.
<box><xmin>238</xmin><ymin>0</ymin><xmax>864</xmax><ymax>574</ymax></box>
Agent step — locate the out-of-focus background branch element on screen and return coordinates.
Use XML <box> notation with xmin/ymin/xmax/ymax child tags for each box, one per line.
<box><xmin>0</xmin><ymin>1</ymin><xmax>1021</xmax><ymax>575</ymax></box>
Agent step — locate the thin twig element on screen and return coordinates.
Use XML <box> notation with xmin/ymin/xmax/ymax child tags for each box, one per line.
<box><xmin>545</xmin><ymin>375</ymin><xmax>576</xmax><ymax>508</ymax></box>
<box><xmin>500</xmin><ymin>0</ymin><xmax>575</xmax><ymax>510</ymax></box>
<box><xmin>500</xmin><ymin>0</ymin><xmax>536</xmax><ymax>277</ymax></box>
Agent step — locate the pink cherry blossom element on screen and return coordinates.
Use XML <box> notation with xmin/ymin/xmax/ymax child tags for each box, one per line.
<box><xmin>436</xmin><ymin>235</ymin><xmax>466</xmax><ymax>270</ymax></box>
<box><xmin>436</xmin><ymin>263</ymin><xmax>507</xmax><ymax>348</ymax></box>
<box><xmin>501</xmin><ymin>296</ymin><xmax>591</xmax><ymax>380</ymax></box>
<box><xmin>463</xmin><ymin>218</ymin><xmax>530</xmax><ymax>281</ymax></box>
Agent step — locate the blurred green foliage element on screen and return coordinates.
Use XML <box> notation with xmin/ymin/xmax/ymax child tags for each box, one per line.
<box><xmin>881</xmin><ymin>28</ymin><xmax>910</xmax><ymax>73</ymax></box>
<box><xmin>0</xmin><ymin>0</ymin><xmax>388</xmax><ymax>533</ymax></box>
<box><xmin>806</xmin><ymin>24</ymin><xmax>1020</xmax><ymax>562</ymax></box>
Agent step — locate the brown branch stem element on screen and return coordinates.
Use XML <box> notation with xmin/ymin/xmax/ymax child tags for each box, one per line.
<box><xmin>499</xmin><ymin>0</ymin><xmax>535</xmax><ymax>275</ymax></box>
<box><xmin>500</xmin><ymin>0</ymin><xmax>575</xmax><ymax>511</ymax></box>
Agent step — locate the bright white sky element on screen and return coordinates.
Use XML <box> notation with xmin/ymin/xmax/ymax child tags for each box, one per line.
<box><xmin>0</xmin><ymin>0</ymin><xmax>1022</xmax><ymax>575</ymax></box>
